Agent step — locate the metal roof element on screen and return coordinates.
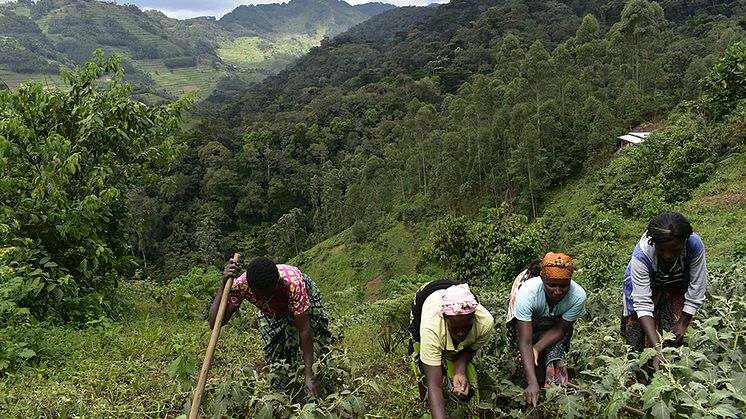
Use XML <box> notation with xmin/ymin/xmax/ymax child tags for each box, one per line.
<box><xmin>618</xmin><ymin>132</ymin><xmax>651</xmax><ymax>144</ymax></box>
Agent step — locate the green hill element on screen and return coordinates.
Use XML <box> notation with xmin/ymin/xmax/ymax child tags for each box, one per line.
<box><xmin>1</xmin><ymin>64</ymin><xmax>744</xmax><ymax>415</ymax></box>
<box><xmin>0</xmin><ymin>0</ymin><xmax>395</xmax><ymax>101</ymax></box>
<box><xmin>219</xmin><ymin>0</ymin><xmax>390</xmax><ymax>36</ymax></box>
<box><xmin>146</xmin><ymin>0</ymin><xmax>744</xmax><ymax>278</ymax></box>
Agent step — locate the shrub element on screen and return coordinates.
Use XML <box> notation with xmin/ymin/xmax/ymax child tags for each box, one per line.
<box><xmin>701</xmin><ymin>41</ymin><xmax>746</xmax><ymax>120</ymax></box>
<box><xmin>426</xmin><ymin>205</ymin><xmax>545</xmax><ymax>286</ymax></box>
<box><xmin>166</xmin><ymin>266</ymin><xmax>222</xmax><ymax>319</ymax></box>
<box><xmin>593</xmin><ymin>118</ymin><xmax>714</xmax><ymax>217</ymax></box>
<box><xmin>164</xmin><ymin>56</ymin><xmax>197</xmax><ymax>70</ymax></box>
<box><xmin>570</xmin><ymin>211</ymin><xmax>629</xmax><ymax>290</ymax></box>
<box><xmin>0</xmin><ymin>50</ymin><xmax>192</xmax><ymax>324</ymax></box>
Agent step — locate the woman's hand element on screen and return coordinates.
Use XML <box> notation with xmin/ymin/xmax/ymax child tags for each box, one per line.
<box><xmin>305</xmin><ymin>374</ymin><xmax>322</xmax><ymax>398</ymax></box>
<box><xmin>523</xmin><ymin>382</ymin><xmax>540</xmax><ymax>407</ymax></box>
<box><xmin>222</xmin><ymin>257</ymin><xmax>241</xmax><ymax>284</ymax></box>
<box><xmin>452</xmin><ymin>373</ymin><xmax>469</xmax><ymax>398</ymax></box>
<box><xmin>671</xmin><ymin>319</ymin><xmax>688</xmax><ymax>346</ymax></box>
<box><xmin>651</xmin><ymin>351</ymin><xmax>664</xmax><ymax>371</ymax></box>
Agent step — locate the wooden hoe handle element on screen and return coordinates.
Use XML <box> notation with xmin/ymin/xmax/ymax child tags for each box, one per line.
<box><xmin>189</xmin><ymin>253</ymin><xmax>241</xmax><ymax>419</ymax></box>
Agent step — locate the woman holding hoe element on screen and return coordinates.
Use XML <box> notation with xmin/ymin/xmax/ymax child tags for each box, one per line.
<box><xmin>208</xmin><ymin>256</ymin><xmax>331</xmax><ymax>396</ymax></box>
<box><xmin>621</xmin><ymin>212</ymin><xmax>708</xmax><ymax>373</ymax></box>
<box><xmin>506</xmin><ymin>252</ymin><xmax>587</xmax><ymax>407</ymax></box>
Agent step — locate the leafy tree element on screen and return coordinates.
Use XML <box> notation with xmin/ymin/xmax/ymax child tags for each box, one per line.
<box><xmin>521</xmin><ymin>41</ymin><xmax>553</xmax><ymax>144</ymax></box>
<box><xmin>610</xmin><ymin>0</ymin><xmax>666</xmax><ymax>92</ymax></box>
<box><xmin>701</xmin><ymin>41</ymin><xmax>746</xmax><ymax>119</ymax></box>
<box><xmin>426</xmin><ymin>205</ymin><xmax>545</xmax><ymax>286</ymax></box>
<box><xmin>0</xmin><ymin>50</ymin><xmax>192</xmax><ymax>322</ymax></box>
<box><xmin>494</xmin><ymin>34</ymin><xmax>525</xmax><ymax>83</ymax></box>
<box><xmin>616</xmin><ymin>80</ymin><xmax>644</xmax><ymax>130</ymax></box>
<box><xmin>194</xmin><ymin>216</ymin><xmax>224</xmax><ymax>267</ymax></box>
<box><xmin>575</xmin><ymin>13</ymin><xmax>601</xmax><ymax>44</ymax></box>
<box><xmin>266</xmin><ymin>208</ymin><xmax>306</xmax><ymax>262</ymax></box>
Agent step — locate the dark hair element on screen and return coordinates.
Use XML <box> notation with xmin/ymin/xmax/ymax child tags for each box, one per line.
<box><xmin>646</xmin><ymin>212</ymin><xmax>693</xmax><ymax>245</ymax></box>
<box><xmin>527</xmin><ymin>258</ymin><xmax>542</xmax><ymax>278</ymax></box>
<box><xmin>246</xmin><ymin>257</ymin><xmax>279</xmax><ymax>290</ymax></box>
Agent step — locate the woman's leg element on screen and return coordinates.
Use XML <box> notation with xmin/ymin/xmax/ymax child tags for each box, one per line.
<box><xmin>257</xmin><ymin>313</ymin><xmax>297</xmax><ymax>391</ymax></box>
<box><xmin>303</xmin><ymin>274</ymin><xmax>332</xmax><ymax>353</ymax></box>
<box><xmin>623</xmin><ymin>314</ymin><xmax>646</xmax><ymax>352</ymax></box>
<box><xmin>530</xmin><ymin>318</ymin><xmax>555</xmax><ymax>386</ymax></box>
<box><xmin>656</xmin><ymin>284</ymin><xmax>688</xmax><ymax>346</ymax></box>
<box><xmin>544</xmin><ymin>332</ymin><xmax>571</xmax><ymax>387</ymax></box>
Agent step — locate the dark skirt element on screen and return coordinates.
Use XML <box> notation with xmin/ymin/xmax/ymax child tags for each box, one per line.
<box><xmin>508</xmin><ymin>316</ymin><xmax>573</xmax><ymax>386</ymax></box>
<box><xmin>621</xmin><ymin>282</ymin><xmax>688</xmax><ymax>351</ymax></box>
<box><xmin>258</xmin><ymin>273</ymin><xmax>331</xmax><ymax>365</ymax></box>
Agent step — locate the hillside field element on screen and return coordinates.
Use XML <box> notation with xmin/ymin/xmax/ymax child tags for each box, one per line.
<box><xmin>1</xmin><ymin>152</ymin><xmax>743</xmax><ymax>418</ymax></box>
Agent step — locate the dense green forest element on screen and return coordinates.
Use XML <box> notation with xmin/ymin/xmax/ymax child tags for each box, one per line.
<box><xmin>152</xmin><ymin>0</ymin><xmax>746</xmax><ymax>278</ymax></box>
<box><xmin>1</xmin><ymin>0</ymin><xmax>745</xmax><ymax>417</ymax></box>
<box><xmin>0</xmin><ymin>0</ymin><xmax>394</xmax><ymax>100</ymax></box>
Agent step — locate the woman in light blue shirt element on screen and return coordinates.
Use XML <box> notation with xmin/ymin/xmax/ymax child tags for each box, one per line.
<box><xmin>506</xmin><ymin>253</ymin><xmax>587</xmax><ymax>407</ymax></box>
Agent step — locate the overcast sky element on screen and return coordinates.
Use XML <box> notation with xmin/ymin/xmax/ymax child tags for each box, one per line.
<box><xmin>0</xmin><ymin>0</ymin><xmax>447</xmax><ymax>20</ymax></box>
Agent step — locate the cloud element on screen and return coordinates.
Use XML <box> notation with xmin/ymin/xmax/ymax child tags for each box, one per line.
<box><xmin>137</xmin><ymin>1</ymin><xmax>245</xmax><ymax>19</ymax></box>
<box><xmin>142</xmin><ymin>7</ymin><xmax>232</xmax><ymax>20</ymax></box>
<box><xmin>0</xmin><ymin>0</ymin><xmax>450</xmax><ymax>20</ymax></box>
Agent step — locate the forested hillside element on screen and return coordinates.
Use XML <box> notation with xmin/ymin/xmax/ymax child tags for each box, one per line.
<box><xmin>1</xmin><ymin>0</ymin><xmax>745</xmax><ymax>417</ymax></box>
<box><xmin>146</xmin><ymin>0</ymin><xmax>746</xmax><ymax>279</ymax></box>
<box><xmin>0</xmin><ymin>0</ymin><xmax>394</xmax><ymax>100</ymax></box>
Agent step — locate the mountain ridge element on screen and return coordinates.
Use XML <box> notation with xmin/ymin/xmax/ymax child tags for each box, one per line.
<box><xmin>0</xmin><ymin>0</ymin><xmax>396</xmax><ymax>99</ymax></box>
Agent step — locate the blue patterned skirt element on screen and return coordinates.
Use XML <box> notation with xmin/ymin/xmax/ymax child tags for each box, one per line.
<box><xmin>257</xmin><ymin>274</ymin><xmax>332</xmax><ymax>366</ymax></box>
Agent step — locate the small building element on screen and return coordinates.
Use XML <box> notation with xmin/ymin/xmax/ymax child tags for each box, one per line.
<box><xmin>619</xmin><ymin>132</ymin><xmax>651</xmax><ymax>148</ymax></box>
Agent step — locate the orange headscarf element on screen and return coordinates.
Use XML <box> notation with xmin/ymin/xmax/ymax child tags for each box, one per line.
<box><xmin>540</xmin><ymin>252</ymin><xmax>574</xmax><ymax>280</ymax></box>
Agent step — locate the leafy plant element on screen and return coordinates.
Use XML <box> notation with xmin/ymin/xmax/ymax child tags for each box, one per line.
<box><xmin>367</xmin><ymin>293</ymin><xmax>412</xmax><ymax>354</ymax></box>
<box><xmin>0</xmin><ymin>50</ymin><xmax>193</xmax><ymax>324</ymax></box>
<box><xmin>0</xmin><ymin>245</ymin><xmax>45</xmax><ymax>373</ymax></box>
<box><xmin>167</xmin><ymin>266</ymin><xmax>222</xmax><ymax>319</ymax></box>
<box><xmin>426</xmin><ymin>205</ymin><xmax>545</xmax><ymax>286</ymax></box>
<box><xmin>166</xmin><ymin>343</ymin><xmax>198</xmax><ymax>392</ymax></box>
<box><xmin>191</xmin><ymin>348</ymin><xmax>379</xmax><ymax>418</ymax></box>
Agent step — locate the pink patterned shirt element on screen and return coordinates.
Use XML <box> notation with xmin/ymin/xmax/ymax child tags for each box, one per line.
<box><xmin>228</xmin><ymin>264</ymin><xmax>311</xmax><ymax>317</ymax></box>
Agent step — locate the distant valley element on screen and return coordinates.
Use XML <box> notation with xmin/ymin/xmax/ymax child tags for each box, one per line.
<box><xmin>0</xmin><ymin>0</ymin><xmax>395</xmax><ymax>102</ymax></box>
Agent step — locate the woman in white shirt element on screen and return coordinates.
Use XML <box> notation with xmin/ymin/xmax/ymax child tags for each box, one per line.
<box><xmin>621</xmin><ymin>212</ymin><xmax>708</xmax><ymax>372</ymax></box>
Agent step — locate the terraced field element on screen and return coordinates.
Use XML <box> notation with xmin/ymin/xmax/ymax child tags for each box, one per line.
<box><xmin>0</xmin><ymin>70</ymin><xmax>63</xmax><ymax>90</ymax></box>
<box><xmin>217</xmin><ymin>34</ymin><xmax>320</xmax><ymax>71</ymax></box>
<box><xmin>136</xmin><ymin>59</ymin><xmax>227</xmax><ymax>99</ymax></box>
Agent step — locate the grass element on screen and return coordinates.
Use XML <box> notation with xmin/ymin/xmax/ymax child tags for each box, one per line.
<box><xmin>678</xmin><ymin>152</ymin><xmax>746</xmax><ymax>261</ymax></box>
<box><xmin>292</xmin><ymin>220</ymin><xmax>442</xmax><ymax>309</ymax></box>
<box><xmin>0</xmin><ymin>282</ymin><xmax>265</xmax><ymax>418</ymax></box>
